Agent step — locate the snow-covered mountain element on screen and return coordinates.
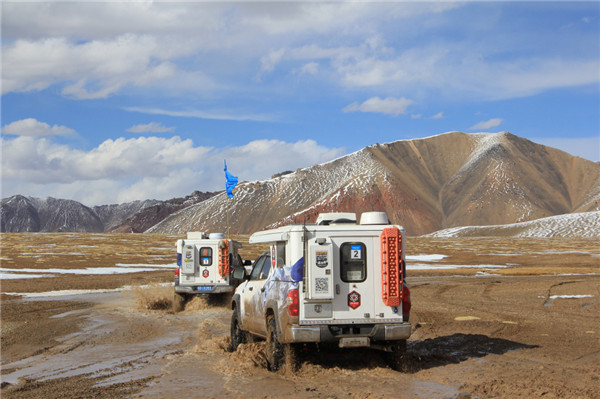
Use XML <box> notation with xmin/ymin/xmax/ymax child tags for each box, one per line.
<box><xmin>426</xmin><ymin>211</ymin><xmax>600</xmax><ymax>238</ymax></box>
<box><xmin>0</xmin><ymin>191</ymin><xmax>216</xmax><ymax>233</ymax></box>
<box><xmin>148</xmin><ymin>132</ymin><xmax>600</xmax><ymax>236</ymax></box>
<box><xmin>3</xmin><ymin>132</ymin><xmax>598</xmax><ymax>235</ymax></box>
<box><xmin>1</xmin><ymin>195</ymin><xmax>104</xmax><ymax>233</ymax></box>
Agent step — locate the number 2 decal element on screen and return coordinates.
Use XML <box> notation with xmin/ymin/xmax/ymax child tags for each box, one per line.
<box><xmin>350</xmin><ymin>245</ymin><xmax>361</xmax><ymax>259</ymax></box>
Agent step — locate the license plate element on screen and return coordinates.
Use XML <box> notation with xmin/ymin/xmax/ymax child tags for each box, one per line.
<box><xmin>339</xmin><ymin>337</ymin><xmax>369</xmax><ymax>348</ymax></box>
<box><xmin>197</xmin><ymin>286</ymin><xmax>212</xmax><ymax>292</ymax></box>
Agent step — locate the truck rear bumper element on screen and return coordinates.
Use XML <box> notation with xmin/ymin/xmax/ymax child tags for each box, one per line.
<box><xmin>175</xmin><ymin>285</ymin><xmax>234</xmax><ymax>294</ymax></box>
<box><xmin>289</xmin><ymin>323</ymin><xmax>411</xmax><ymax>344</ymax></box>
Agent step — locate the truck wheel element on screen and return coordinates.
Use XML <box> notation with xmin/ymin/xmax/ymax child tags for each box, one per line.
<box><xmin>266</xmin><ymin>316</ymin><xmax>284</xmax><ymax>371</ymax></box>
<box><xmin>229</xmin><ymin>311</ymin><xmax>246</xmax><ymax>352</ymax></box>
<box><xmin>173</xmin><ymin>292</ymin><xmax>188</xmax><ymax>312</ymax></box>
<box><xmin>385</xmin><ymin>340</ymin><xmax>408</xmax><ymax>372</ymax></box>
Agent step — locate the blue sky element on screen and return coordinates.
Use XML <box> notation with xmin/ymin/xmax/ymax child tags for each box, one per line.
<box><xmin>1</xmin><ymin>1</ymin><xmax>599</xmax><ymax>206</ymax></box>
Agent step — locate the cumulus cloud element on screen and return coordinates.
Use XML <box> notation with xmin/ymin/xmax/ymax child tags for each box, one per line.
<box><xmin>1</xmin><ymin>136</ymin><xmax>345</xmax><ymax>205</ymax></box>
<box><xmin>126</xmin><ymin>122</ymin><xmax>175</xmax><ymax>134</ymax></box>
<box><xmin>469</xmin><ymin>118</ymin><xmax>503</xmax><ymax>131</ymax></box>
<box><xmin>2</xmin><ymin>118</ymin><xmax>75</xmax><ymax>137</ymax></box>
<box><xmin>343</xmin><ymin>96</ymin><xmax>414</xmax><ymax>116</ymax></box>
<box><xmin>2</xmin><ymin>34</ymin><xmax>204</xmax><ymax>98</ymax></box>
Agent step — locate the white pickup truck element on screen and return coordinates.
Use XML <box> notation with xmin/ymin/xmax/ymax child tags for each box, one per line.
<box><xmin>174</xmin><ymin>232</ymin><xmax>246</xmax><ymax>311</ymax></box>
<box><xmin>229</xmin><ymin>212</ymin><xmax>411</xmax><ymax>371</ymax></box>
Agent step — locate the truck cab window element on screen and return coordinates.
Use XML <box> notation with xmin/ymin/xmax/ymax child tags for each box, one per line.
<box><xmin>250</xmin><ymin>256</ymin><xmax>266</xmax><ymax>280</ymax></box>
<box><xmin>259</xmin><ymin>256</ymin><xmax>272</xmax><ymax>279</ymax></box>
<box><xmin>340</xmin><ymin>242</ymin><xmax>367</xmax><ymax>282</ymax></box>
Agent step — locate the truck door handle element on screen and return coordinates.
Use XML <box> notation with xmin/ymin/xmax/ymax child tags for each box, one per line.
<box><xmin>261</xmin><ymin>287</ymin><xmax>265</xmax><ymax>292</ymax></box>
<box><xmin>249</xmin><ymin>287</ymin><xmax>253</xmax><ymax>291</ymax></box>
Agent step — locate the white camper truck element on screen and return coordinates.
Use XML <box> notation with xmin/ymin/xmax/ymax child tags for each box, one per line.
<box><xmin>230</xmin><ymin>212</ymin><xmax>412</xmax><ymax>371</ymax></box>
<box><xmin>174</xmin><ymin>232</ymin><xmax>245</xmax><ymax>311</ymax></box>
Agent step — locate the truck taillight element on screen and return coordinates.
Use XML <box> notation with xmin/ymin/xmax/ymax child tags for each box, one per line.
<box><xmin>175</xmin><ymin>268</ymin><xmax>180</xmax><ymax>277</ymax></box>
<box><xmin>402</xmin><ymin>285</ymin><xmax>411</xmax><ymax>315</ymax></box>
<box><xmin>287</xmin><ymin>288</ymin><xmax>299</xmax><ymax>316</ymax></box>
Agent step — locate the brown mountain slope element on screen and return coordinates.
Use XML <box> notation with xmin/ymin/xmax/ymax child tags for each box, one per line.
<box><xmin>147</xmin><ymin>132</ymin><xmax>600</xmax><ymax>236</ymax></box>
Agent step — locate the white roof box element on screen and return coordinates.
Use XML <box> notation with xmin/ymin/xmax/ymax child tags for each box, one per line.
<box><xmin>360</xmin><ymin>212</ymin><xmax>389</xmax><ymax>225</ymax></box>
<box><xmin>316</xmin><ymin>212</ymin><xmax>357</xmax><ymax>225</ymax></box>
<box><xmin>187</xmin><ymin>232</ymin><xmax>208</xmax><ymax>239</ymax></box>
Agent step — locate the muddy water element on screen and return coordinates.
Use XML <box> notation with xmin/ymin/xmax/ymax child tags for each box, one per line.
<box><xmin>2</xmin><ymin>290</ymin><xmax>463</xmax><ymax>398</ymax></box>
<box><xmin>2</xmin><ymin>234</ymin><xmax>598</xmax><ymax>398</ymax></box>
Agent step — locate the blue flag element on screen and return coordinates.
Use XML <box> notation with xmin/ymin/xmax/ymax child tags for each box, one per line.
<box><xmin>224</xmin><ymin>160</ymin><xmax>238</xmax><ymax>198</ymax></box>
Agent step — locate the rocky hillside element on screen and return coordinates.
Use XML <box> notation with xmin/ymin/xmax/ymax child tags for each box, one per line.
<box><xmin>148</xmin><ymin>132</ymin><xmax>600</xmax><ymax>236</ymax></box>
<box><xmin>0</xmin><ymin>191</ymin><xmax>216</xmax><ymax>233</ymax></box>
<box><xmin>106</xmin><ymin>191</ymin><xmax>217</xmax><ymax>233</ymax></box>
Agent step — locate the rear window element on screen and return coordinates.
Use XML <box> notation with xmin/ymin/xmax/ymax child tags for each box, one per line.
<box><xmin>340</xmin><ymin>242</ymin><xmax>367</xmax><ymax>282</ymax></box>
<box><xmin>199</xmin><ymin>247</ymin><xmax>213</xmax><ymax>266</ymax></box>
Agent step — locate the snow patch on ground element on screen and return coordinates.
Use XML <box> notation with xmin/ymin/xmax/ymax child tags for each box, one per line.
<box><xmin>0</xmin><ymin>263</ymin><xmax>176</xmax><ymax>279</ymax></box>
<box><xmin>3</xmin><ymin>283</ymin><xmax>172</xmax><ymax>298</ymax></box>
<box><xmin>408</xmin><ymin>264</ymin><xmax>507</xmax><ymax>271</ymax></box>
<box><xmin>406</xmin><ymin>254</ymin><xmax>447</xmax><ymax>262</ymax></box>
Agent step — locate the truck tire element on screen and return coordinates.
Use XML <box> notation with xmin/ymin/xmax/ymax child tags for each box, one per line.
<box><xmin>266</xmin><ymin>316</ymin><xmax>284</xmax><ymax>371</ymax></box>
<box><xmin>229</xmin><ymin>310</ymin><xmax>246</xmax><ymax>352</ymax></box>
<box><xmin>173</xmin><ymin>292</ymin><xmax>188</xmax><ymax>312</ymax></box>
<box><xmin>385</xmin><ymin>340</ymin><xmax>408</xmax><ymax>372</ymax></box>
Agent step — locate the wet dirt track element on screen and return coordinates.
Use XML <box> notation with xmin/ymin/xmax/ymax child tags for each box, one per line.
<box><xmin>1</xmin><ymin>235</ymin><xmax>599</xmax><ymax>398</ymax></box>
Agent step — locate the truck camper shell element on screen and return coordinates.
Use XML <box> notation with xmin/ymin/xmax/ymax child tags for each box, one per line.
<box><xmin>231</xmin><ymin>212</ymin><xmax>411</xmax><ymax>371</ymax></box>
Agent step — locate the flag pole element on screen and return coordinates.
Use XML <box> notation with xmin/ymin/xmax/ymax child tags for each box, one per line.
<box><xmin>224</xmin><ymin>159</ymin><xmax>238</xmax><ymax>239</ymax></box>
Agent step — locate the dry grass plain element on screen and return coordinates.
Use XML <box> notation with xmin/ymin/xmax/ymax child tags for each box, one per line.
<box><xmin>1</xmin><ymin>233</ymin><xmax>598</xmax><ymax>398</ymax></box>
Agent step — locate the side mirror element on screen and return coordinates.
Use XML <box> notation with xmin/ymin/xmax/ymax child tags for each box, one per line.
<box><xmin>232</xmin><ymin>267</ymin><xmax>247</xmax><ymax>280</ymax></box>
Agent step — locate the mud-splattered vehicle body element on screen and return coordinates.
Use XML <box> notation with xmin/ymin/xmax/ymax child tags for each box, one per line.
<box><xmin>174</xmin><ymin>232</ymin><xmax>244</xmax><ymax>311</ymax></box>
<box><xmin>230</xmin><ymin>212</ymin><xmax>411</xmax><ymax>371</ymax></box>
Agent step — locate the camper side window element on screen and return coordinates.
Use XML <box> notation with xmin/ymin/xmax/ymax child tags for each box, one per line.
<box><xmin>199</xmin><ymin>247</ymin><xmax>213</xmax><ymax>266</ymax></box>
<box><xmin>340</xmin><ymin>242</ymin><xmax>367</xmax><ymax>282</ymax></box>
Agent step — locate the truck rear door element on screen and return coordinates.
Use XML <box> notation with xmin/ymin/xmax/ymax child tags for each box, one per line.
<box><xmin>329</xmin><ymin>237</ymin><xmax>377</xmax><ymax>322</ymax></box>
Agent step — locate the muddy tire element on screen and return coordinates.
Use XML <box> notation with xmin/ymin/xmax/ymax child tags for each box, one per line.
<box><xmin>173</xmin><ymin>292</ymin><xmax>188</xmax><ymax>312</ymax></box>
<box><xmin>229</xmin><ymin>310</ymin><xmax>246</xmax><ymax>352</ymax></box>
<box><xmin>385</xmin><ymin>340</ymin><xmax>408</xmax><ymax>372</ymax></box>
<box><xmin>266</xmin><ymin>316</ymin><xmax>284</xmax><ymax>371</ymax></box>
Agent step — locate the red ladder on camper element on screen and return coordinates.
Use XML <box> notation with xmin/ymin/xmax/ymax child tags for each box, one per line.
<box><xmin>380</xmin><ymin>227</ymin><xmax>403</xmax><ymax>307</ymax></box>
<box><xmin>218</xmin><ymin>241</ymin><xmax>230</xmax><ymax>277</ymax></box>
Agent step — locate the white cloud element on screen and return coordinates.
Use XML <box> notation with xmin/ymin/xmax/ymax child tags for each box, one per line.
<box><xmin>126</xmin><ymin>122</ymin><xmax>175</xmax><ymax>134</ymax></box>
<box><xmin>431</xmin><ymin>112</ymin><xmax>444</xmax><ymax>119</ymax></box>
<box><xmin>295</xmin><ymin>62</ymin><xmax>319</xmax><ymax>76</ymax></box>
<box><xmin>124</xmin><ymin>106</ymin><xmax>275</xmax><ymax>122</ymax></box>
<box><xmin>469</xmin><ymin>118</ymin><xmax>503</xmax><ymax>131</ymax></box>
<box><xmin>2</xmin><ymin>2</ymin><xmax>597</xmax><ymax>103</ymax></box>
<box><xmin>343</xmin><ymin>96</ymin><xmax>414</xmax><ymax>117</ymax></box>
<box><xmin>2</xmin><ymin>34</ymin><xmax>206</xmax><ymax>98</ymax></box>
<box><xmin>2</xmin><ymin>118</ymin><xmax>75</xmax><ymax>137</ymax></box>
<box><xmin>0</xmin><ymin>136</ymin><xmax>345</xmax><ymax>205</ymax></box>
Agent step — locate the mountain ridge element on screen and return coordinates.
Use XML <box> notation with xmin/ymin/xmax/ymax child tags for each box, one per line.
<box><xmin>2</xmin><ymin>132</ymin><xmax>598</xmax><ymax>235</ymax></box>
<box><xmin>147</xmin><ymin>131</ymin><xmax>600</xmax><ymax>236</ymax></box>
